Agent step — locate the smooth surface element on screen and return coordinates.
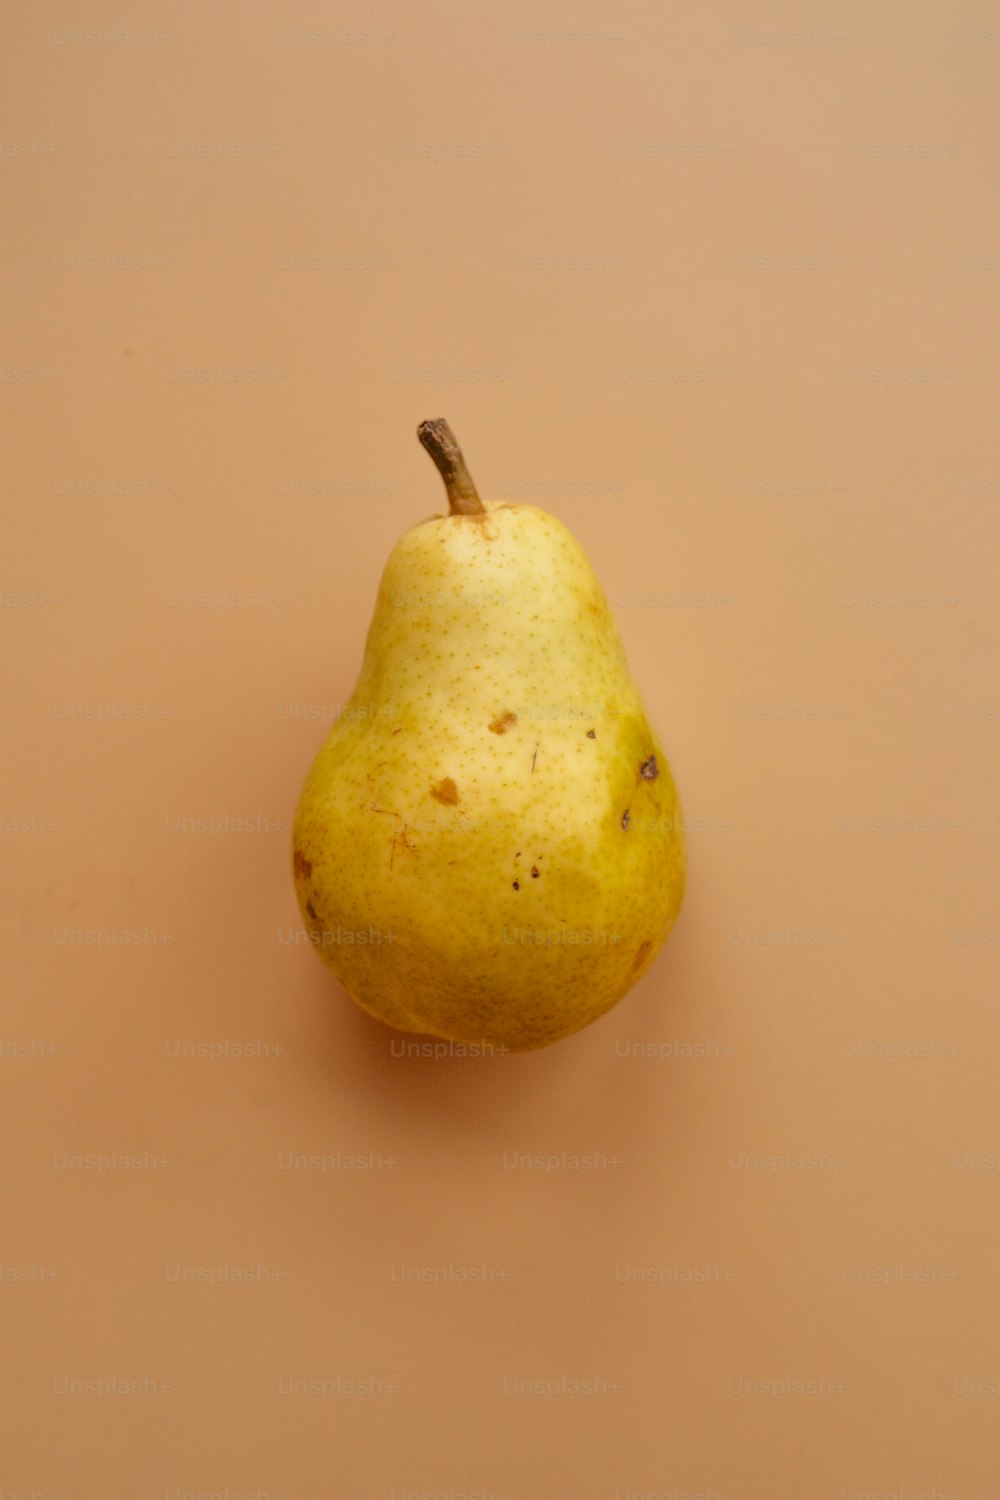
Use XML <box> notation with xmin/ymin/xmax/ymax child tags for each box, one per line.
<box><xmin>3</xmin><ymin>1</ymin><xmax>999</xmax><ymax>1494</ymax></box>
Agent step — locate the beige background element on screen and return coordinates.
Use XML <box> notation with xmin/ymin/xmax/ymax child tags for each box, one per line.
<box><xmin>4</xmin><ymin>1</ymin><xmax>999</xmax><ymax>1494</ymax></box>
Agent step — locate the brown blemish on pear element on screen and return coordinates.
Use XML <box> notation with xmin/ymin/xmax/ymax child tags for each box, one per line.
<box><xmin>389</xmin><ymin>822</ymin><xmax>417</xmax><ymax>870</ymax></box>
<box><xmin>489</xmin><ymin>711</ymin><xmax>517</xmax><ymax>734</ymax></box>
<box><xmin>294</xmin><ymin>850</ymin><xmax>312</xmax><ymax>878</ymax></box>
<box><xmin>430</xmin><ymin>777</ymin><xmax>459</xmax><ymax>805</ymax></box>
<box><xmin>632</xmin><ymin>940</ymin><xmax>652</xmax><ymax>971</ymax></box>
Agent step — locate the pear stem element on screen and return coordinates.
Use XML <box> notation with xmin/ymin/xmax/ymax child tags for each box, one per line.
<box><xmin>417</xmin><ymin>419</ymin><xmax>485</xmax><ymax>515</ymax></box>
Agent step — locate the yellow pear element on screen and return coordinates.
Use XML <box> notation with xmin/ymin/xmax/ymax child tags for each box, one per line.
<box><xmin>292</xmin><ymin>420</ymin><xmax>685</xmax><ymax>1050</ymax></box>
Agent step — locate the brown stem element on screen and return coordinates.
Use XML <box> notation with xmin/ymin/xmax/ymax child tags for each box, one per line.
<box><xmin>417</xmin><ymin>419</ymin><xmax>484</xmax><ymax>515</ymax></box>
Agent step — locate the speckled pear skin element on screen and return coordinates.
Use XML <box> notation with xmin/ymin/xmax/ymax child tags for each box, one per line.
<box><xmin>292</xmin><ymin>500</ymin><xmax>685</xmax><ymax>1051</ymax></box>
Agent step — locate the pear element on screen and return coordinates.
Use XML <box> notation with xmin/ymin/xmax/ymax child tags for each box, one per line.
<box><xmin>292</xmin><ymin>420</ymin><xmax>685</xmax><ymax>1051</ymax></box>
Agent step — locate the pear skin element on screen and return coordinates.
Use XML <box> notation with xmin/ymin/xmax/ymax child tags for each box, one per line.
<box><xmin>292</xmin><ymin>422</ymin><xmax>685</xmax><ymax>1051</ymax></box>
